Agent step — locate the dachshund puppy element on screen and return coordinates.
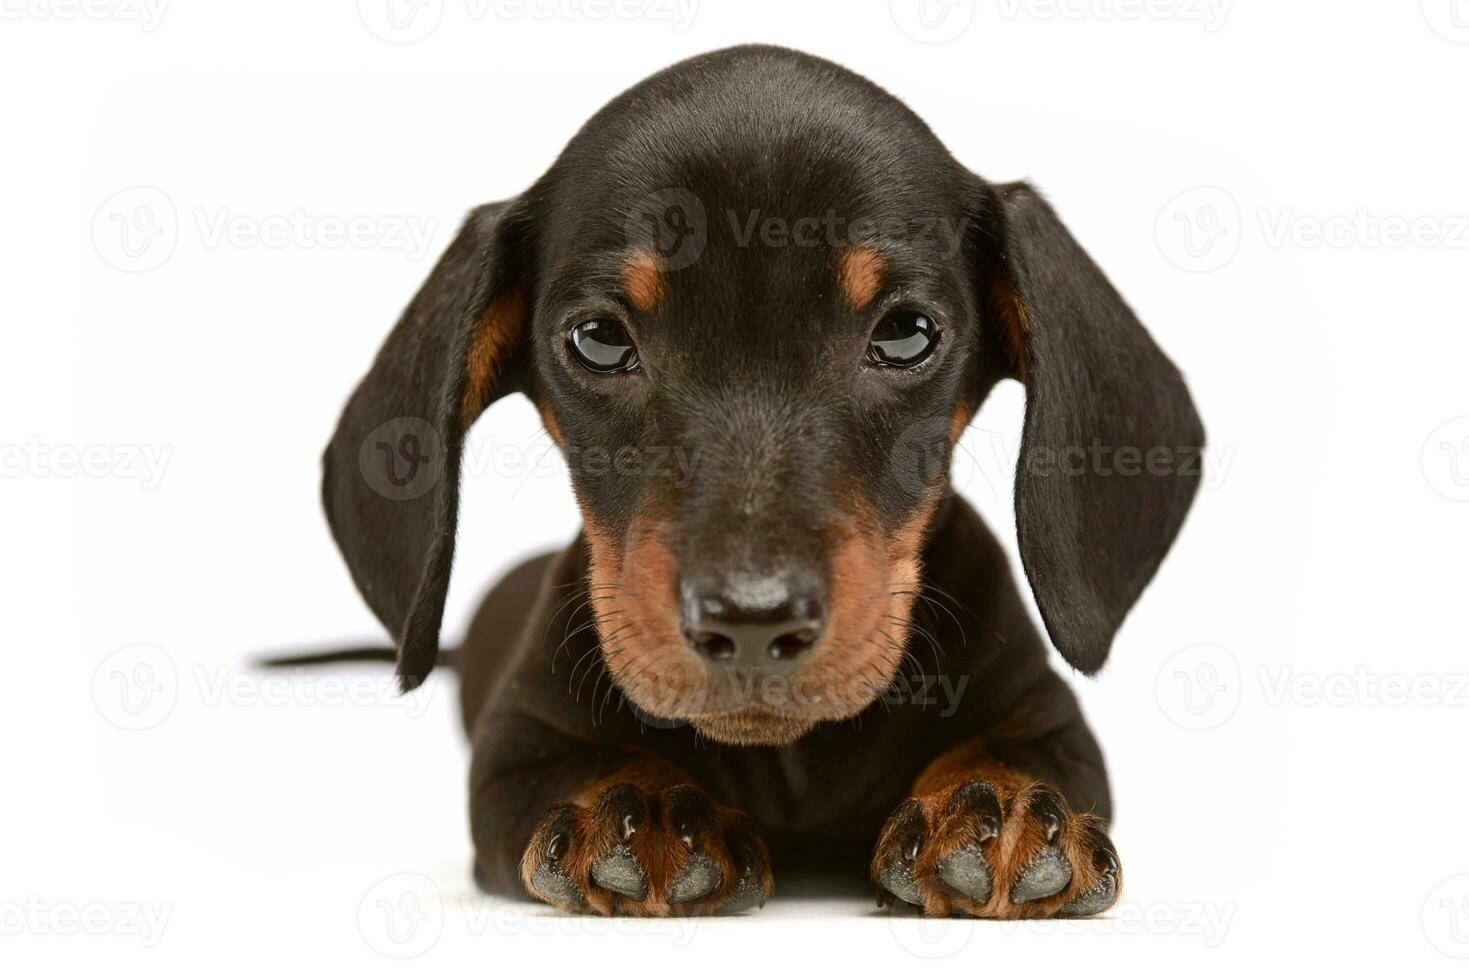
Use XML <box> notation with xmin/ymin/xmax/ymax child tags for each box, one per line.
<box><xmin>318</xmin><ymin>45</ymin><xmax>1204</xmax><ymax>918</ymax></box>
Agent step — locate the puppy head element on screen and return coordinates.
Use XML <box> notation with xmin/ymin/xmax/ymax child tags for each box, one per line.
<box><xmin>323</xmin><ymin>46</ymin><xmax>1203</xmax><ymax>744</ymax></box>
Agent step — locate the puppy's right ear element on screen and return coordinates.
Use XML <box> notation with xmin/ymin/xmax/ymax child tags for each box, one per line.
<box><xmin>321</xmin><ymin>199</ymin><xmax>533</xmax><ymax>691</ymax></box>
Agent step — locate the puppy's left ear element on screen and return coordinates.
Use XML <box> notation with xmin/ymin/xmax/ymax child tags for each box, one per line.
<box><xmin>982</xmin><ymin>181</ymin><xmax>1205</xmax><ymax>674</ymax></box>
<box><xmin>321</xmin><ymin>198</ymin><xmax>532</xmax><ymax>691</ymax></box>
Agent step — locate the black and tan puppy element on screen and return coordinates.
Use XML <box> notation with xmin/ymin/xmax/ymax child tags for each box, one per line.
<box><xmin>315</xmin><ymin>45</ymin><xmax>1203</xmax><ymax>918</ymax></box>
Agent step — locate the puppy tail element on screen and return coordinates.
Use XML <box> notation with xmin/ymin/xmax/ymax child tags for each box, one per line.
<box><xmin>255</xmin><ymin>646</ymin><xmax>451</xmax><ymax>669</ymax></box>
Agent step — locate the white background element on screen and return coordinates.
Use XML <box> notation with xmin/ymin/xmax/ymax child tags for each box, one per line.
<box><xmin>5</xmin><ymin>0</ymin><xmax>1469</xmax><ymax>975</ymax></box>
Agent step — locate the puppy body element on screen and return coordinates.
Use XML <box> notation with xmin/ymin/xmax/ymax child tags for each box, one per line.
<box><xmin>458</xmin><ymin>494</ymin><xmax>1106</xmax><ymax>896</ymax></box>
<box><xmin>321</xmin><ymin>46</ymin><xmax>1202</xmax><ymax>917</ymax></box>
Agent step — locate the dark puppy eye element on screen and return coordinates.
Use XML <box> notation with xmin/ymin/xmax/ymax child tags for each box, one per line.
<box><xmin>568</xmin><ymin>319</ymin><xmax>639</xmax><ymax>373</ymax></box>
<box><xmin>867</xmin><ymin>312</ymin><xmax>938</xmax><ymax>367</ymax></box>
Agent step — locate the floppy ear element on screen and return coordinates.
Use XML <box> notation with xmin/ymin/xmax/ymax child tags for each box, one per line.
<box><xmin>989</xmin><ymin>181</ymin><xmax>1204</xmax><ymax>674</ymax></box>
<box><xmin>321</xmin><ymin>199</ymin><xmax>531</xmax><ymax>691</ymax></box>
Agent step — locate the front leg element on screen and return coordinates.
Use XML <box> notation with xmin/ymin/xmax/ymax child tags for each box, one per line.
<box><xmin>472</xmin><ymin>724</ymin><xmax>771</xmax><ymax>916</ymax></box>
<box><xmin>872</xmin><ymin>737</ymin><xmax>1120</xmax><ymax>918</ymax></box>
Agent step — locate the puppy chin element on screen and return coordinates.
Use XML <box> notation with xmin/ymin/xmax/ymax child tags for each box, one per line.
<box><xmin>691</xmin><ymin>708</ymin><xmax>818</xmax><ymax>747</ymax></box>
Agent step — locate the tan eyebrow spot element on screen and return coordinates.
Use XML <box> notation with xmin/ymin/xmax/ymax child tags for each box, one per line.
<box><xmin>620</xmin><ymin>251</ymin><xmax>666</xmax><ymax>312</ymax></box>
<box><xmin>837</xmin><ymin>246</ymin><xmax>887</xmax><ymax>310</ymax></box>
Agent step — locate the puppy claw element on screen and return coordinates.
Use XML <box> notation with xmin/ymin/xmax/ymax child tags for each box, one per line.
<box><xmin>948</xmin><ymin>780</ymin><xmax>1003</xmax><ymax>843</ymax></box>
<box><xmin>876</xmin><ymin>778</ymin><xmax>1119</xmax><ymax>918</ymax></box>
<box><xmin>523</xmin><ymin>782</ymin><xmax>771</xmax><ymax>916</ymax></box>
<box><xmin>1009</xmin><ymin>845</ymin><xmax>1072</xmax><ymax>903</ymax></box>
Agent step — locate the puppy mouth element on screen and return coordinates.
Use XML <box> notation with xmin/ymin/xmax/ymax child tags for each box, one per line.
<box><xmin>583</xmin><ymin>505</ymin><xmax>933</xmax><ymax>745</ymax></box>
<box><xmin>688</xmin><ymin>705</ymin><xmax>821</xmax><ymax>747</ymax></box>
<box><xmin>617</xmin><ymin>647</ymin><xmax>904</xmax><ymax>744</ymax></box>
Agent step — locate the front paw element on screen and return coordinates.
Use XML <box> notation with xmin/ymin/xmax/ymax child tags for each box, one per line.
<box><xmin>520</xmin><ymin>783</ymin><xmax>772</xmax><ymax>916</ymax></box>
<box><xmin>872</xmin><ymin>781</ymin><xmax>1120</xmax><ymax>918</ymax></box>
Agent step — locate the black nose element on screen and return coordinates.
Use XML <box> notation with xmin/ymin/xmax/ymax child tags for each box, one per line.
<box><xmin>680</xmin><ymin>572</ymin><xmax>826</xmax><ymax>671</ymax></box>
